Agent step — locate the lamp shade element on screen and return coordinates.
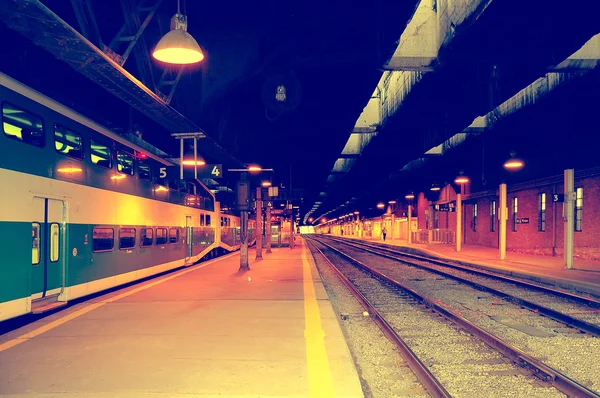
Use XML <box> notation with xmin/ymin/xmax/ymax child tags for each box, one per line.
<box><xmin>152</xmin><ymin>29</ymin><xmax>204</xmax><ymax>64</ymax></box>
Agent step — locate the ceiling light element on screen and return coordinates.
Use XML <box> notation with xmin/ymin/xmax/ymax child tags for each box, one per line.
<box><xmin>152</xmin><ymin>1</ymin><xmax>204</xmax><ymax>65</ymax></box>
<box><xmin>503</xmin><ymin>152</ymin><xmax>525</xmax><ymax>172</ymax></box>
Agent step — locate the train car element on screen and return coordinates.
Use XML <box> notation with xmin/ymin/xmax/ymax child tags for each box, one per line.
<box><xmin>0</xmin><ymin>72</ymin><xmax>239</xmax><ymax>322</ymax></box>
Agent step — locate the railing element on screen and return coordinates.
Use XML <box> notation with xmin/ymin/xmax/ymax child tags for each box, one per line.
<box><xmin>412</xmin><ymin>229</ymin><xmax>454</xmax><ymax>244</ymax></box>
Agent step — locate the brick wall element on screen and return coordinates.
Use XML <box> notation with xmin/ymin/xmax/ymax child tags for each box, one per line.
<box><xmin>463</xmin><ymin>173</ymin><xmax>600</xmax><ymax>260</ymax></box>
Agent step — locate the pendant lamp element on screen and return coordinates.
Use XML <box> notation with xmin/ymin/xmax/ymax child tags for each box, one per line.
<box><xmin>152</xmin><ymin>0</ymin><xmax>204</xmax><ymax>64</ymax></box>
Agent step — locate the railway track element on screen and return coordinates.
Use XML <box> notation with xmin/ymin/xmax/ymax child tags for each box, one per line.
<box><xmin>306</xmin><ymin>236</ymin><xmax>600</xmax><ymax>398</ymax></box>
<box><xmin>323</xmin><ymin>236</ymin><xmax>600</xmax><ymax>336</ymax></box>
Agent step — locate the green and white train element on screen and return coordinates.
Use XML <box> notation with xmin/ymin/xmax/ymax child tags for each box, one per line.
<box><xmin>0</xmin><ymin>72</ymin><xmax>241</xmax><ymax>322</ymax></box>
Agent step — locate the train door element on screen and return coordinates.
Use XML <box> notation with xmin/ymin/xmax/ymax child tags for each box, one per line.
<box><xmin>186</xmin><ymin>216</ymin><xmax>193</xmax><ymax>259</ymax></box>
<box><xmin>31</xmin><ymin>197</ymin><xmax>65</xmax><ymax>311</ymax></box>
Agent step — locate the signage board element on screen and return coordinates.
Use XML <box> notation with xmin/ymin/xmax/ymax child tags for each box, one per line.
<box><xmin>435</xmin><ymin>203</ymin><xmax>456</xmax><ymax>212</ymax></box>
<box><xmin>552</xmin><ymin>194</ymin><xmax>565</xmax><ymax>203</ymax></box>
<box><xmin>516</xmin><ymin>218</ymin><xmax>530</xmax><ymax>224</ymax></box>
<box><xmin>159</xmin><ymin>164</ymin><xmax>223</xmax><ymax>180</ymax></box>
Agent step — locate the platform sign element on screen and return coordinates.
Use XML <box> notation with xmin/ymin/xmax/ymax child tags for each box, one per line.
<box><xmin>552</xmin><ymin>194</ymin><xmax>565</xmax><ymax>203</ymax></box>
<box><xmin>158</xmin><ymin>164</ymin><xmax>223</xmax><ymax>180</ymax></box>
<box><xmin>435</xmin><ymin>203</ymin><xmax>456</xmax><ymax>212</ymax></box>
<box><xmin>516</xmin><ymin>218</ymin><xmax>530</xmax><ymax>224</ymax></box>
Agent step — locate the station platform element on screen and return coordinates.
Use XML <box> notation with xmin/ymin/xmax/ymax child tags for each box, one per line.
<box><xmin>339</xmin><ymin>235</ymin><xmax>600</xmax><ymax>297</ymax></box>
<box><xmin>0</xmin><ymin>240</ymin><xmax>364</xmax><ymax>398</ymax></box>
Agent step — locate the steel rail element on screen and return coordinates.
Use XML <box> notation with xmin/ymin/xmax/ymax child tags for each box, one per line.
<box><xmin>331</xmin><ymin>235</ymin><xmax>600</xmax><ymax>307</ymax></box>
<box><xmin>306</xmin><ymin>239</ymin><xmax>452</xmax><ymax>398</ymax></box>
<box><xmin>324</xmin><ymin>236</ymin><xmax>600</xmax><ymax>337</ymax></box>
<box><xmin>312</xmin><ymin>236</ymin><xmax>600</xmax><ymax>398</ymax></box>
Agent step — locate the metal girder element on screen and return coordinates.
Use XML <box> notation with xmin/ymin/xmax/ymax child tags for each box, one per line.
<box><xmin>70</xmin><ymin>0</ymin><xmax>104</xmax><ymax>49</ymax></box>
<box><xmin>156</xmin><ymin>66</ymin><xmax>184</xmax><ymax>104</ymax></box>
<box><xmin>0</xmin><ymin>0</ymin><xmax>196</xmax><ymax>133</ymax></box>
<box><xmin>107</xmin><ymin>0</ymin><xmax>161</xmax><ymax>90</ymax></box>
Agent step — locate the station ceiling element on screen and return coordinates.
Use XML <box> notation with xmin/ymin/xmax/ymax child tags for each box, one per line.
<box><xmin>2</xmin><ymin>0</ymin><xmax>600</xmax><ymax>222</ymax></box>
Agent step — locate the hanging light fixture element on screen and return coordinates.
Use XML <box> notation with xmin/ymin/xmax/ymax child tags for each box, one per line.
<box><xmin>152</xmin><ymin>0</ymin><xmax>204</xmax><ymax>65</ymax></box>
<box><xmin>405</xmin><ymin>192</ymin><xmax>415</xmax><ymax>200</ymax></box>
<box><xmin>503</xmin><ymin>151</ymin><xmax>525</xmax><ymax>172</ymax></box>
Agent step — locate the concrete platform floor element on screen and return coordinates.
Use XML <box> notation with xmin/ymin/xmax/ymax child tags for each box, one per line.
<box><xmin>0</xmin><ymin>240</ymin><xmax>363</xmax><ymax>398</ymax></box>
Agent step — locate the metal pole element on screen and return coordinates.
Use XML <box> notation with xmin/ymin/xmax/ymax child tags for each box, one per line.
<box><xmin>390</xmin><ymin>206</ymin><xmax>395</xmax><ymax>240</ymax></box>
<box><xmin>564</xmin><ymin>169</ymin><xmax>574</xmax><ymax>269</ymax></box>
<box><xmin>456</xmin><ymin>194</ymin><xmax>462</xmax><ymax>252</ymax></box>
<box><xmin>255</xmin><ymin>187</ymin><xmax>263</xmax><ymax>260</ymax></box>
<box><xmin>193</xmin><ymin>137</ymin><xmax>197</xmax><ymax>179</ymax></box>
<box><xmin>240</xmin><ymin>211</ymin><xmax>249</xmax><ymax>271</ymax></box>
<box><xmin>290</xmin><ymin>212</ymin><xmax>294</xmax><ymax>249</ymax></box>
<box><xmin>499</xmin><ymin>183</ymin><xmax>507</xmax><ymax>260</ymax></box>
<box><xmin>179</xmin><ymin>138</ymin><xmax>184</xmax><ymax>180</ymax></box>
<box><xmin>239</xmin><ymin>172</ymin><xmax>249</xmax><ymax>271</ymax></box>
<box><xmin>266</xmin><ymin>203</ymin><xmax>272</xmax><ymax>253</ymax></box>
<box><xmin>407</xmin><ymin>204</ymin><xmax>412</xmax><ymax>244</ymax></box>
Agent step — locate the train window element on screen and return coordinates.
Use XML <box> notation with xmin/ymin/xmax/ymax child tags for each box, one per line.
<box><xmin>92</xmin><ymin>227</ymin><xmax>114</xmax><ymax>252</ymax></box>
<box><xmin>138</xmin><ymin>159</ymin><xmax>151</xmax><ymax>181</ymax></box>
<box><xmin>50</xmin><ymin>223</ymin><xmax>60</xmax><ymax>262</ymax></box>
<box><xmin>2</xmin><ymin>102</ymin><xmax>45</xmax><ymax>147</ymax></box>
<box><xmin>54</xmin><ymin>124</ymin><xmax>83</xmax><ymax>159</ymax></box>
<box><xmin>32</xmin><ymin>223</ymin><xmax>41</xmax><ymax>265</ymax></box>
<box><xmin>117</xmin><ymin>152</ymin><xmax>134</xmax><ymax>175</ymax></box>
<box><xmin>140</xmin><ymin>228</ymin><xmax>153</xmax><ymax>247</ymax></box>
<box><xmin>119</xmin><ymin>227</ymin><xmax>136</xmax><ymax>250</ymax></box>
<box><xmin>200</xmin><ymin>214</ymin><xmax>205</xmax><ymax>226</ymax></box>
<box><xmin>156</xmin><ymin>228</ymin><xmax>168</xmax><ymax>245</ymax></box>
<box><xmin>169</xmin><ymin>228</ymin><xmax>179</xmax><ymax>244</ymax></box>
<box><xmin>91</xmin><ymin>140</ymin><xmax>112</xmax><ymax>168</ymax></box>
<box><xmin>575</xmin><ymin>187</ymin><xmax>583</xmax><ymax>232</ymax></box>
<box><xmin>205</xmin><ymin>215</ymin><xmax>211</xmax><ymax>227</ymax></box>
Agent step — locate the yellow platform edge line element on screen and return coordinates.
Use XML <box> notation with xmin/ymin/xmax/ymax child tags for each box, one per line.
<box><xmin>0</xmin><ymin>253</ymin><xmax>234</xmax><ymax>353</ymax></box>
<box><xmin>302</xmin><ymin>243</ymin><xmax>335</xmax><ymax>397</ymax></box>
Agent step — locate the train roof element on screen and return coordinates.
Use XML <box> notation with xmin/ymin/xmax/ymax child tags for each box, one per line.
<box><xmin>0</xmin><ymin>72</ymin><xmax>174</xmax><ymax>166</ymax></box>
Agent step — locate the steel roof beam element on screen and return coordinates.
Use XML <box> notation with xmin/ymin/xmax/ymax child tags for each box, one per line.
<box><xmin>70</xmin><ymin>0</ymin><xmax>104</xmax><ymax>50</ymax></box>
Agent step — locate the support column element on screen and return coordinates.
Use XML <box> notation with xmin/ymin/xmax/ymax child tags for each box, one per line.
<box><xmin>240</xmin><ymin>210</ymin><xmax>249</xmax><ymax>271</ymax></box>
<box><xmin>456</xmin><ymin>194</ymin><xmax>462</xmax><ymax>252</ymax></box>
<box><xmin>266</xmin><ymin>204</ymin><xmax>272</xmax><ymax>254</ymax></box>
<box><xmin>499</xmin><ymin>183</ymin><xmax>507</xmax><ymax>260</ymax></box>
<box><xmin>564</xmin><ymin>169</ymin><xmax>574</xmax><ymax>269</ymax></box>
<box><xmin>407</xmin><ymin>205</ymin><xmax>412</xmax><ymax>244</ymax></box>
<box><xmin>255</xmin><ymin>187</ymin><xmax>263</xmax><ymax>260</ymax></box>
<box><xmin>390</xmin><ymin>212</ymin><xmax>395</xmax><ymax>240</ymax></box>
<box><xmin>290</xmin><ymin>215</ymin><xmax>294</xmax><ymax>249</ymax></box>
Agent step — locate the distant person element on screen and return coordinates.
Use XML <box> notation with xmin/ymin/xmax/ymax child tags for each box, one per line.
<box><xmin>382</xmin><ymin>227</ymin><xmax>387</xmax><ymax>241</ymax></box>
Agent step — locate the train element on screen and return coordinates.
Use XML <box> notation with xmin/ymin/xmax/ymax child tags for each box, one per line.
<box><xmin>0</xmin><ymin>72</ymin><xmax>244</xmax><ymax>322</ymax></box>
